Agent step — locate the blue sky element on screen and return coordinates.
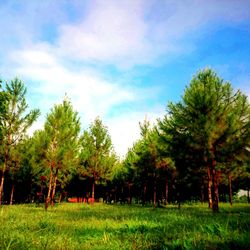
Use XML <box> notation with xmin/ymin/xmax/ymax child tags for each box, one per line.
<box><xmin>0</xmin><ymin>0</ymin><xmax>250</xmax><ymax>156</ymax></box>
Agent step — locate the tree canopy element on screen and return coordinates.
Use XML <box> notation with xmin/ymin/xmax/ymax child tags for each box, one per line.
<box><xmin>0</xmin><ymin>78</ymin><xmax>40</xmax><ymax>205</ymax></box>
<box><xmin>158</xmin><ymin>69</ymin><xmax>250</xmax><ymax>211</ymax></box>
<box><xmin>0</xmin><ymin>70</ymin><xmax>249</xmax><ymax>211</ymax></box>
<box><xmin>80</xmin><ymin>117</ymin><xmax>117</xmax><ymax>200</ymax></box>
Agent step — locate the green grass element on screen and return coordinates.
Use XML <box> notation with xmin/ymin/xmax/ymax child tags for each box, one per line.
<box><xmin>0</xmin><ymin>203</ymin><xmax>249</xmax><ymax>249</ymax></box>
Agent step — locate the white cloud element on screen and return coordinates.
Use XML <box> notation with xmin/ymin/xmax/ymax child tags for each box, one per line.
<box><xmin>10</xmin><ymin>46</ymin><xmax>163</xmax><ymax>156</ymax></box>
<box><xmin>55</xmin><ymin>0</ymin><xmax>250</xmax><ymax>68</ymax></box>
<box><xmin>28</xmin><ymin>119</ymin><xmax>44</xmax><ymax>136</ymax></box>
<box><xmin>11</xmin><ymin>47</ymin><xmax>136</xmax><ymax>121</ymax></box>
<box><xmin>3</xmin><ymin>0</ymin><xmax>250</xmax><ymax>156</ymax></box>
<box><xmin>57</xmin><ymin>0</ymin><xmax>155</xmax><ymax>68</ymax></box>
<box><xmin>2</xmin><ymin>0</ymin><xmax>250</xmax><ymax>70</ymax></box>
<box><xmin>107</xmin><ymin>109</ymin><xmax>164</xmax><ymax>157</ymax></box>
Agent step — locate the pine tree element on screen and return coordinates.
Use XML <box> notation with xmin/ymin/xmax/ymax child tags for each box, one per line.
<box><xmin>0</xmin><ymin>78</ymin><xmax>40</xmax><ymax>205</ymax></box>
<box><xmin>122</xmin><ymin>119</ymin><xmax>174</xmax><ymax>207</ymax></box>
<box><xmin>32</xmin><ymin>98</ymin><xmax>80</xmax><ymax>210</ymax></box>
<box><xmin>159</xmin><ymin>69</ymin><xmax>250</xmax><ymax>212</ymax></box>
<box><xmin>46</xmin><ymin>98</ymin><xmax>80</xmax><ymax>209</ymax></box>
<box><xmin>80</xmin><ymin>117</ymin><xmax>116</xmax><ymax>201</ymax></box>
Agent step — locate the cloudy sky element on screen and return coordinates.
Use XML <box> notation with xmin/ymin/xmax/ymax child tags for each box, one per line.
<box><xmin>0</xmin><ymin>0</ymin><xmax>250</xmax><ymax>156</ymax></box>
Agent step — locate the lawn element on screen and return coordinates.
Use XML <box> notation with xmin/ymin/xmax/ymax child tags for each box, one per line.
<box><xmin>0</xmin><ymin>202</ymin><xmax>249</xmax><ymax>249</ymax></box>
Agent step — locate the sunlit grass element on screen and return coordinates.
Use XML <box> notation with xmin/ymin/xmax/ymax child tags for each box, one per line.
<box><xmin>0</xmin><ymin>203</ymin><xmax>249</xmax><ymax>249</ymax></box>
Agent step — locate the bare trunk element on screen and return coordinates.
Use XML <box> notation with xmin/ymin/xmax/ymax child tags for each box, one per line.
<box><xmin>45</xmin><ymin>169</ymin><xmax>53</xmax><ymax>210</ymax></box>
<box><xmin>207</xmin><ymin>167</ymin><xmax>212</xmax><ymax>209</ymax></box>
<box><xmin>115</xmin><ymin>186</ymin><xmax>118</xmax><ymax>204</ymax></box>
<box><xmin>177</xmin><ymin>191</ymin><xmax>181</xmax><ymax>209</ymax></box>
<box><xmin>170</xmin><ymin>179</ymin><xmax>174</xmax><ymax>204</ymax></box>
<box><xmin>59</xmin><ymin>188</ymin><xmax>63</xmax><ymax>203</ymax></box>
<box><xmin>10</xmin><ymin>184</ymin><xmax>15</xmax><ymax>205</ymax></box>
<box><xmin>201</xmin><ymin>182</ymin><xmax>205</xmax><ymax>204</ymax></box>
<box><xmin>211</xmin><ymin>158</ymin><xmax>219</xmax><ymax>212</ymax></box>
<box><xmin>153</xmin><ymin>178</ymin><xmax>157</xmax><ymax>208</ymax></box>
<box><xmin>128</xmin><ymin>183</ymin><xmax>132</xmax><ymax>204</ymax></box>
<box><xmin>165</xmin><ymin>176</ymin><xmax>168</xmax><ymax>205</ymax></box>
<box><xmin>0</xmin><ymin>169</ymin><xmax>5</xmax><ymax>206</ymax></box>
<box><xmin>228</xmin><ymin>174</ymin><xmax>233</xmax><ymax>206</ymax></box>
<box><xmin>92</xmin><ymin>180</ymin><xmax>95</xmax><ymax>202</ymax></box>
<box><xmin>0</xmin><ymin>148</ymin><xmax>8</xmax><ymax>206</ymax></box>
<box><xmin>51</xmin><ymin>168</ymin><xmax>58</xmax><ymax>207</ymax></box>
<box><xmin>143</xmin><ymin>184</ymin><xmax>147</xmax><ymax>205</ymax></box>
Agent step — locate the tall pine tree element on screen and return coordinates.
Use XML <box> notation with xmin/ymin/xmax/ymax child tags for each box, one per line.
<box><xmin>159</xmin><ymin>69</ymin><xmax>250</xmax><ymax>212</ymax></box>
<box><xmin>0</xmin><ymin>78</ymin><xmax>39</xmax><ymax>205</ymax></box>
<box><xmin>33</xmin><ymin>97</ymin><xmax>80</xmax><ymax>210</ymax></box>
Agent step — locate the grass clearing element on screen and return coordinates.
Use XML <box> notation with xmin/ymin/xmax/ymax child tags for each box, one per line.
<box><xmin>0</xmin><ymin>203</ymin><xmax>249</xmax><ymax>249</ymax></box>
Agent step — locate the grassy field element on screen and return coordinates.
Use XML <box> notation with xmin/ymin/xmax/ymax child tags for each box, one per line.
<box><xmin>0</xmin><ymin>202</ymin><xmax>249</xmax><ymax>250</ymax></box>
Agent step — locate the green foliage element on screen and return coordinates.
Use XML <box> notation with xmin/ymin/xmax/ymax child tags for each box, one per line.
<box><xmin>1</xmin><ymin>69</ymin><xmax>249</xmax><ymax>210</ymax></box>
<box><xmin>80</xmin><ymin>117</ymin><xmax>116</xmax><ymax>183</ymax></box>
<box><xmin>158</xmin><ymin>68</ymin><xmax>250</xmax><ymax>208</ymax></box>
<box><xmin>35</xmin><ymin>100</ymin><xmax>80</xmax><ymax>170</ymax></box>
<box><xmin>0</xmin><ymin>81</ymin><xmax>9</xmax><ymax>142</ymax></box>
<box><xmin>44</xmin><ymin>98</ymin><xmax>81</xmax><ymax>169</ymax></box>
<box><xmin>1</xmin><ymin>78</ymin><xmax>40</xmax><ymax>143</ymax></box>
<box><xmin>160</xmin><ymin>68</ymin><xmax>250</xmax><ymax>162</ymax></box>
<box><xmin>0</xmin><ymin>78</ymin><xmax>40</xmax><ymax>204</ymax></box>
<box><xmin>32</xmin><ymin>98</ymin><xmax>81</xmax><ymax>207</ymax></box>
<box><xmin>121</xmin><ymin>118</ymin><xmax>175</xmax><ymax>204</ymax></box>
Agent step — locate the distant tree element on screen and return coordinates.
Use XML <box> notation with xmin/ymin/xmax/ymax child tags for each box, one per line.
<box><xmin>111</xmin><ymin>158</ymin><xmax>129</xmax><ymax>203</ymax></box>
<box><xmin>80</xmin><ymin>117</ymin><xmax>116</xmax><ymax>201</ymax></box>
<box><xmin>138</xmin><ymin>120</ymin><xmax>159</xmax><ymax>207</ymax></box>
<box><xmin>122</xmin><ymin>119</ymin><xmax>174</xmax><ymax>207</ymax></box>
<box><xmin>120</xmin><ymin>149</ymin><xmax>138</xmax><ymax>204</ymax></box>
<box><xmin>236</xmin><ymin>162</ymin><xmax>250</xmax><ymax>203</ymax></box>
<box><xmin>0</xmin><ymin>78</ymin><xmax>40</xmax><ymax>205</ymax></box>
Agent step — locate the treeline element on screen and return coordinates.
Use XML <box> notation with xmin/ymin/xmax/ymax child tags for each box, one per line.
<box><xmin>0</xmin><ymin>69</ymin><xmax>249</xmax><ymax>212</ymax></box>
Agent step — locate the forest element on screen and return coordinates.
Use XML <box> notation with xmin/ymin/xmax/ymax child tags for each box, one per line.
<box><xmin>0</xmin><ymin>68</ymin><xmax>249</xmax><ymax>214</ymax></box>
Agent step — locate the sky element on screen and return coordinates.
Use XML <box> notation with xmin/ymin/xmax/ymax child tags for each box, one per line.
<box><xmin>0</xmin><ymin>0</ymin><xmax>250</xmax><ymax>157</ymax></box>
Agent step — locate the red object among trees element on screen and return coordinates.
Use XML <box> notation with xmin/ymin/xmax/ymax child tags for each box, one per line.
<box><xmin>68</xmin><ymin>197</ymin><xmax>95</xmax><ymax>203</ymax></box>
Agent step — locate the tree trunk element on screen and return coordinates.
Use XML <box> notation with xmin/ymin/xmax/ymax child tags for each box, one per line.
<box><xmin>10</xmin><ymin>184</ymin><xmax>15</xmax><ymax>205</ymax></box>
<box><xmin>59</xmin><ymin>188</ymin><xmax>63</xmax><ymax>203</ymax></box>
<box><xmin>51</xmin><ymin>168</ymin><xmax>58</xmax><ymax>207</ymax></box>
<box><xmin>170</xmin><ymin>179</ymin><xmax>174</xmax><ymax>204</ymax></box>
<box><xmin>177</xmin><ymin>191</ymin><xmax>181</xmax><ymax>209</ymax></box>
<box><xmin>207</xmin><ymin>167</ymin><xmax>212</xmax><ymax>209</ymax></box>
<box><xmin>228</xmin><ymin>174</ymin><xmax>233</xmax><ymax>206</ymax></box>
<box><xmin>143</xmin><ymin>184</ymin><xmax>147</xmax><ymax>205</ymax></box>
<box><xmin>0</xmin><ymin>169</ymin><xmax>5</xmax><ymax>206</ymax></box>
<box><xmin>0</xmin><ymin>148</ymin><xmax>8</xmax><ymax>206</ymax></box>
<box><xmin>128</xmin><ymin>183</ymin><xmax>132</xmax><ymax>204</ymax></box>
<box><xmin>115</xmin><ymin>186</ymin><xmax>118</xmax><ymax>204</ymax></box>
<box><xmin>200</xmin><ymin>181</ymin><xmax>205</xmax><ymax>204</ymax></box>
<box><xmin>153</xmin><ymin>178</ymin><xmax>157</xmax><ymax>208</ymax></box>
<box><xmin>211</xmin><ymin>158</ymin><xmax>219</xmax><ymax>212</ymax></box>
<box><xmin>92</xmin><ymin>180</ymin><xmax>95</xmax><ymax>202</ymax></box>
<box><xmin>165</xmin><ymin>176</ymin><xmax>169</xmax><ymax>205</ymax></box>
<box><xmin>45</xmin><ymin>169</ymin><xmax>53</xmax><ymax>210</ymax></box>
